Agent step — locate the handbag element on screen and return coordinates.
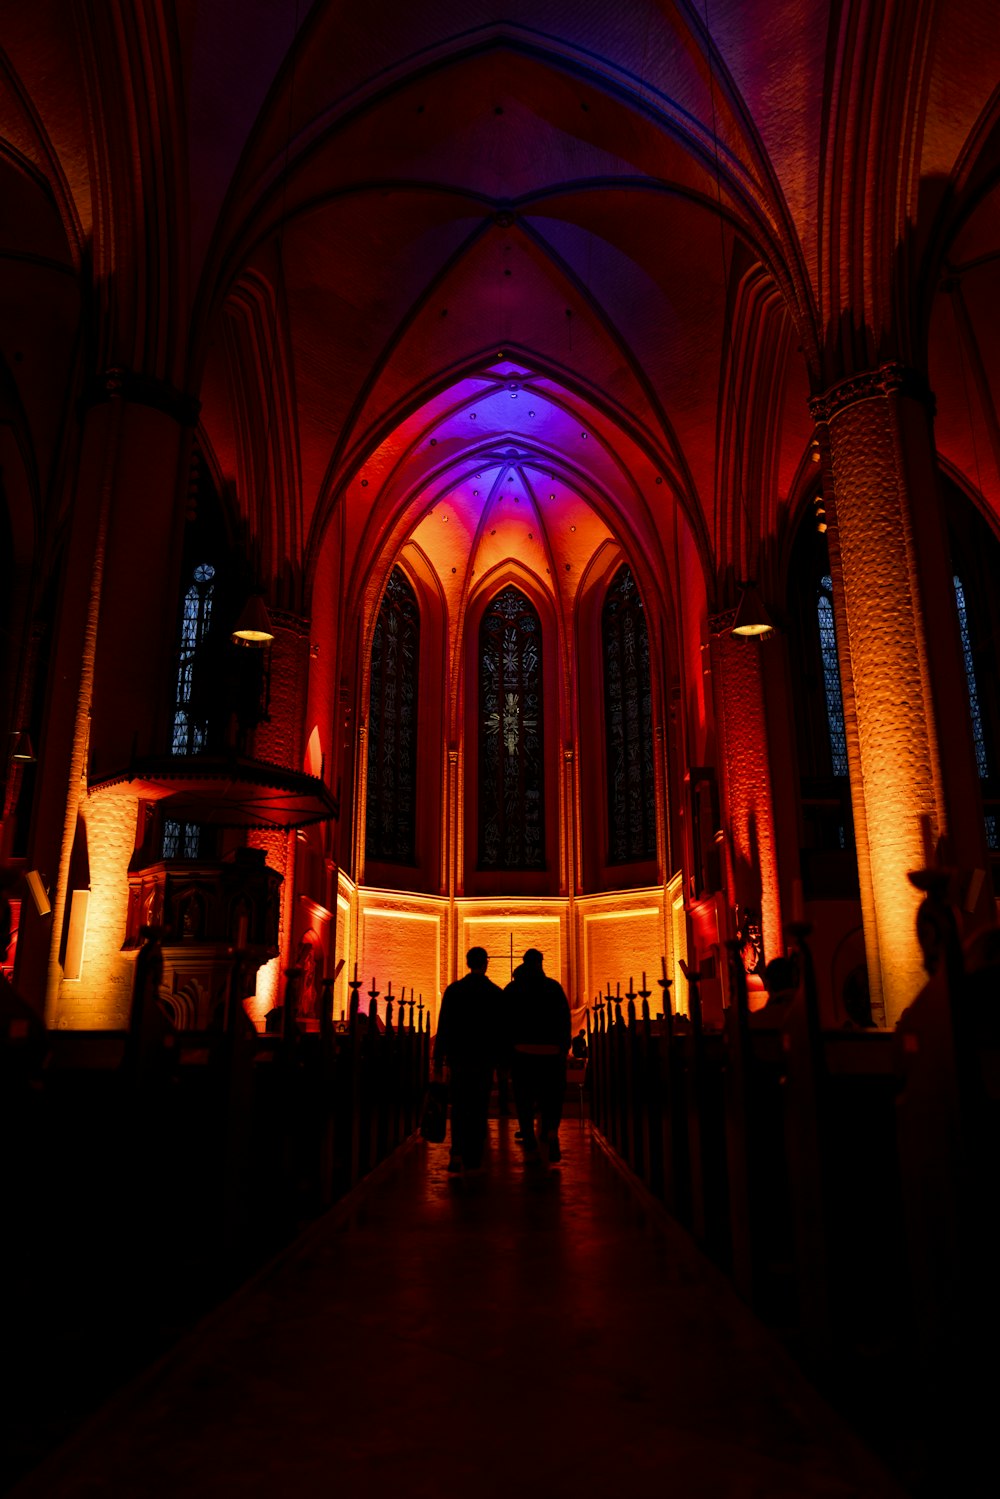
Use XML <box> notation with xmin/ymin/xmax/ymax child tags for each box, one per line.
<box><xmin>419</xmin><ymin>1079</ymin><xmax>449</xmax><ymax>1143</ymax></box>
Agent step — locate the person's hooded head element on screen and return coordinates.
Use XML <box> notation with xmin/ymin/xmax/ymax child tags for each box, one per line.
<box><xmin>763</xmin><ymin>956</ymin><xmax>798</xmax><ymax>1004</ymax></box>
<box><xmin>522</xmin><ymin>948</ymin><xmax>544</xmax><ymax>971</ymax></box>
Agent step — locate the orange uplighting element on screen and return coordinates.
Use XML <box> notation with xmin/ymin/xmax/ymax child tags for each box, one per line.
<box><xmin>711</xmin><ymin>631</ymin><xmax>781</xmax><ymax>969</ymax></box>
<box><xmin>816</xmin><ymin>374</ymin><xmax>954</xmax><ymax>1026</ymax></box>
<box><xmin>346</xmin><ymin>884</ymin><xmax>682</xmax><ymax>1031</ymax></box>
<box><xmin>54</xmin><ymin>793</ymin><xmax>140</xmax><ymax>1028</ymax></box>
<box><xmin>251</xmin><ymin>956</ymin><xmax>280</xmax><ymax>1025</ymax></box>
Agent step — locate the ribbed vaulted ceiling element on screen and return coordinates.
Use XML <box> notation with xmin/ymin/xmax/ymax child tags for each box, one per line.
<box><xmin>1</xmin><ymin>1</ymin><xmax>999</xmax><ymax>611</ymax></box>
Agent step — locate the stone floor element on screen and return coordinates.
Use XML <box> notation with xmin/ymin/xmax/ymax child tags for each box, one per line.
<box><xmin>13</xmin><ymin>1119</ymin><xmax>906</xmax><ymax>1498</ymax></box>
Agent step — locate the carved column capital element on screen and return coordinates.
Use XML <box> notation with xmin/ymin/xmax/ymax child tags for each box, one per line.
<box><xmin>809</xmin><ymin>363</ymin><xmax>934</xmax><ymax>424</ymax></box>
<box><xmin>708</xmin><ymin>607</ymin><xmax>739</xmax><ymax>636</ymax></box>
<box><xmin>268</xmin><ymin>609</ymin><xmax>311</xmax><ymax>638</ymax></box>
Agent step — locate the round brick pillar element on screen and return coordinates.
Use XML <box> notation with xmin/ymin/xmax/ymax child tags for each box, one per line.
<box><xmin>811</xmin><ymin>364</ymin><xmax>990</xmax><ymax>1027</ymax></box>
<box><xmin>17</xmin><ymin>380</ymin><xmax>195</xmax><ymax>1024</ymax></box>
<box><xmin>709</xmin><ymin>619</ymin><xmax>782</xmax><ymax>968</ymax></box>
<box><xmin>247</xmin><ymin>610</ymin><xmax>311</xmax><ymax>1010</ymax></box>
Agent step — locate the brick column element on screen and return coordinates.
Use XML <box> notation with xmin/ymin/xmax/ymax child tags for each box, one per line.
<box><xmin>247</xmin><ymin>610</ymin><xmax>311</xmax><ymax>1012</ymax></box>
<box><xmin>16</xmin><ymin>377</ymin><xmax>194</xmax><ymax>1024</ymax></box>
<box><xmin>251</xmin><ymin>610</ymin><xmax>310</xmax><ymax>771</ymax></box>
<box><xmin>811</xmin><ymin>364</ymin><xmax>989</xmax><ymax>1027</ymax></box>
<box><xmin>709</xmin><ymin>615</ymin><xmax>782</xmax><ymax>966</ymax></box>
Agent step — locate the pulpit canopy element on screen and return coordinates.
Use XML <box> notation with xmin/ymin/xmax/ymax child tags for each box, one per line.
<box><xmin>89</xmin><ymin>753</ymin><xmax>338</xmax><ymax>831</ymax></box>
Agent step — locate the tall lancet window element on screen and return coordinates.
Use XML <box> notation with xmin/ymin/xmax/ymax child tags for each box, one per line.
<box><xmin>817</xmin><ymin>576</ymin><xmax>848</xmax><ymax>777</ymax></box>
<box><xmin>954</xmin><ymin>574</ymin><xmax>989</xmax><ymax>777</ymax></box>
<box><xmin>954</xmin><ymin>573</ymin><xmax>998</xmax><ymax>848</ymax></box>
<box><xmin>164</xmin><ymin>562</ymin><xmax>215</xmax><ymax>860</ymax></box>
<box><xmin>366</xmin><ymin>566</ymin><xmax>420</xmax><ymax>864</ymax></box>
<box><xmin>602</xmin><ymin>565</ymin><xmax>656</xmax><ymax>863</ymax></box>
<box><xmin>171</xmin><ymin>563</ymin><xmax>215</xmax><ymax>756</ymax></box>
<box><xmin>479</xmin><ymin>585</ymin><xmax>544</xmax><ymax>869</ymax></box>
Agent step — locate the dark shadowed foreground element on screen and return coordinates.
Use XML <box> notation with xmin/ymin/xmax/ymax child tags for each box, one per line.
<box><xmin>12</xmin><ymin>1121</ymin><xmax>904</xmax><ymax>1499</ymax></box>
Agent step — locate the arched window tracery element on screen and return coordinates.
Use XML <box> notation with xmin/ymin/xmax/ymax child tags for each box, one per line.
<box><xmin>817</xmin><ymin>575</ymin><xmax>848</xmax><ymax>778</ymax></box>
<box><xmin>787</xmin><ymin>522</ymin><xmax>856</xmax><ymax>889</ymax></box>
<box><xmin>366</xmin><ymin>566</ymin><xmax>420</xmax><ymax>864</ymax></box>
<box><xmin>953</xmin><ymin>571</ymin><xmax>999</xmax><ymax>850</ymax></box>
<box><xmin>478</xmin><ymin>585</ymin><xmax>544</xmax><ymax>870</ymax></box>
<box><xmin>171</xmin><ymin>562</ymin><xmax>215</xmax><ymax>756</ymax></box>
<box><xmin>164</xmin><ymin>560</ymin><xmax>215</xmax><ymax>860</ymax></box>
<box><xmin>602</xmin><ymin>564</ymin><xmax>656</xmax><ymax>864</ymax></box>
<box><xmin>954</xmin><ymin>573</ymin><xmax>989</xmax><ymax>778</ymax></box>
<box><xmin>943</xmin><ymin>489</ymin><xmax>1000</xmax><ymax>872</ymax></box>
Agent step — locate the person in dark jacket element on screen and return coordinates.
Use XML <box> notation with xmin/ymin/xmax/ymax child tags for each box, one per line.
<box><xmin>434</xmin><ymin>947</ymin><xmax>503</xmax><ymax>1173</ymax></box>
<box><xmin>504</xmin><ymin>948</ymin><xmax>571</xmax><ymax>1164</ymax></box>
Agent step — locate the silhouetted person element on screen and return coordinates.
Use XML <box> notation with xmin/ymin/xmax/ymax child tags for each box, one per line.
<box><xmin>764</xmin><ymin>956</ymin><xmax>797</xmax><ymax>1002</ymax></box>
<box><xmin>434</xmin><ymin>947</ymin><xmax>503</xmax><ymax>1174</ymax></box>
<box><xmin>571</xmin><ymin>1029</ymin><xmax>588</xmax><ymax>1059</ymax></box>
<box><xmin>504</xmin><ymin>949</ymin><xmax>571</xmax><ymax>1164</ymax></box>
<box><xmin>265</xmin><ymin>1001</ymin><xmax>305</xmax><ymax>1040</ymax></box>
<box><xmin>841</xmin><ymin>965</ymin><xmax>874</xmax><ymax>1028</ymax></box>
<box><xmin>750</xmin><ymin>955</ymin><xmax>799</xmax><ymax>1026</ymax></box>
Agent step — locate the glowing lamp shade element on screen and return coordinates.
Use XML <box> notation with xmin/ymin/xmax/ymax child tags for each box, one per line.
<box><xmin>731</xmin><ymin>581</ymin><xmax>774</xmax><ymax>639</ymax></box>
<box><xmin>232</xmin><ymin>595</ymin><xmax>275</xmax><ymax>648</ymax></box>
<box><xmin>10</xmin><ymin>728</ymin><xmax>35</xmax><ymax>762</ymax></box>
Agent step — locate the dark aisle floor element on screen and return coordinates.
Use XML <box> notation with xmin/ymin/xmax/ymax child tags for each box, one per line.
<box><xmin>13</xmin><ymin>1119</ymin><xmax>905</xmax><ymax>1498</ymax></box>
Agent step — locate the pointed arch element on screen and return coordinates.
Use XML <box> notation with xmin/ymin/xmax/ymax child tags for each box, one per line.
<box><xmin>365</xmin><ymin>564</ymin><xmax>420</xmax><ymax>864</ymax></box>
<box><xmin>602</xmin><ymin>563</ymin><xmax>656</xmax><ymax>865</ymax></box>
<box><xmin>478</xmin><ymin>583</ymin><xmax>544</xmax><ymax>871</ymax></box>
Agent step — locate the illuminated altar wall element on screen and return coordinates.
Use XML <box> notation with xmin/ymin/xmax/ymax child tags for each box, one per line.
<box><xmin>458</xmin><ymin>900</ymin><xmax>570</xmax><ymax>991</ymax></box>
<box><xmin>333</xmin><ymin>873</ymin><xmax>353</xmax><ymax>1022</ymax></box>
<box><xmin>574</xmin><ymin>888</ymin><xmax>667</xmax><ymax>1011</ymax></box>
<box><xmin>348</xmin><ymin>882</ymin><xmax>686</xmax><ymax>1031</ymax></box>
<box><xmin>356</xmin><ymin>886</ymin><xmax>449</xmax><ymax>1031</ymax></box>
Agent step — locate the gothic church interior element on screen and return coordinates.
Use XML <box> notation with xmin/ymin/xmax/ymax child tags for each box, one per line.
<box><xmin>4</xmin><ymin>1</ymin><xmax>1000</xmax><ymax>1035</ymax></box>
<box><xmin>1</xmin><ymin>3</ymin><xmax>1000</xmax><ymax>1489</ymax></box>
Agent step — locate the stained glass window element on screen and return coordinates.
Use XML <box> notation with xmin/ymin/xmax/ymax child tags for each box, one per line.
<box><xmin>479</xmin><ymin>585</ymin><xmax>544</xmax><ymax>869</ymax></box>
<box><xmin>954</xmin><ymin>574</ymin><xmax>998</xmax><ymax>848</ymax></box>
<box><xmin>171</xmin><ymin>563</ymin><xmax>215</xmax><ymax>756</ymax></box>
<box><xmin>817</xmin><ymin>577</ymin><xmax>848</xmax><ymax>777</ymax></box>
<box><xmin>602</xmin><ymin>565</ymin><xmax>656</xmax><ymax>863</ymax></box>
<box><xmin>162</xmin><ymin>820</ymin><xmax>201</xmax><ymax>860</ymax></box>
<box><xmin>366</xmin><ymin>566</ymin><xmax>419</xmax><ymax>863</ymax></box>
<box><xmin>954</xmin><ymin>575</ymin><xmax>989</xmax><ymax>777</ymax></box>
<box><xmin>163</xmin><ymin>562</ymin><xmax>214</xmax><ymax>859</ymax></box>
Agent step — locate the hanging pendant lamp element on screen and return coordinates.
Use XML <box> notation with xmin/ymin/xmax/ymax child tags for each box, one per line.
<box><xmin>232</xmin><ymin>593</ymin><xmax>275</xmax><ymax>648</ymax></box>
<box><xmin>731</xmin><ymin>580</ymin><xmax>774</xmax><ymax>639</ymax></box>
<box><xmin>10</xmin><ymin>728</ymin><xmax>36</xmax><ymax>762</ymax></box>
